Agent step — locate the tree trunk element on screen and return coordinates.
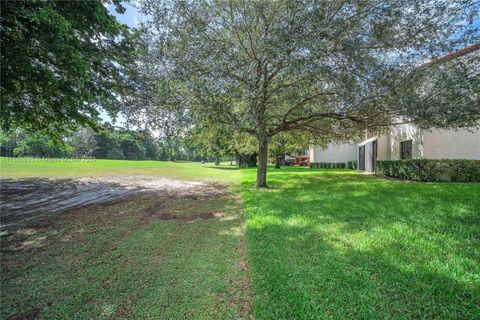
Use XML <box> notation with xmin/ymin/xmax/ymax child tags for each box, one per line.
<box><xmin>256</xmin><ymin>135</ymin><xmax>269</xmax><ymax>188</ymax></box>
<box><xmin>274</xmin><ymin>155</ymin><xmax>281</xmax><ymax>169</ymax></box>
<box><xmin>215</xmin><ymin>157</ymin><xmax>220</xmax><ymax>166</ymax></box>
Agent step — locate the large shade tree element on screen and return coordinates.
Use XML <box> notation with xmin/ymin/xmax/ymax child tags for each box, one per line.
<box><xmin>1</xmin><ymin>0</ymin><xmax>135</xmax><ymax>137</ymax></box>
<box><xmin>135</xmin><ymin>0</ymin><xmax>479</xmax><ymax>187</ymax></box>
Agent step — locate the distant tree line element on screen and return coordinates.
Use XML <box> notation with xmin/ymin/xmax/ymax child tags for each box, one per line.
<box><xmin>0</xmin><ymin>124</ymin><xmax>214</xmax><ymax>162</ymax></box>
<box><xmin>0</xmin><ymin>122</ymin><xmax>309</xmax><ymax>166</ymax></box>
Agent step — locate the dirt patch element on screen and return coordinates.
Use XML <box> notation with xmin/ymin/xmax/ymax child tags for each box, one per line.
<box><xmin>1</xmin><ymin>225</ymin><xmax>50</xmax><ymax>254</ymax></box>
<box><xmin>142</xmin><ymin>187</ymin><xmax>226</xmax><ymax>221</ymax></box>
<box><xmin>0</xmin><ymin>177</ymin><xmax>225</xmax><ymax>229</ymax></box>
<box><xmin>7</xmin><ymin>307</ymin><xmax>41</xmax><ymax>320</ymax></box>
<box><xmin>156</xmin><ymin>211</ymin><xmax>224</xmax><ymax>221</ymax></box>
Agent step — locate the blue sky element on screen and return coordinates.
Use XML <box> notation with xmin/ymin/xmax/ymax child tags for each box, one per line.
<box><xmin>109</xmin><ymin>1</ymin><xmax>139</xmax><ymax>29</ymax></box>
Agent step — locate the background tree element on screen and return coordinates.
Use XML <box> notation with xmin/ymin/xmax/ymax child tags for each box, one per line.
<box><xmin>270</xmin><ymin>132</ymin><xmax>311</xmax><ymax>169</ymax></box>
<box><xmin>10</xmin><ymin>131</ymin><xmax>67</xmax><ymax>158</ymax></box>
<box><xmin>228</xmin><ymin>132</ymin><xmax>259</xmax><ymax>167</ymax></box>
<box><xmin>0</xmin><ymin>125</ymin><xmax>167</xmax><ymax>161</ymax></box>
<box><xmin>1</xmin><ymin>0</ymin><xmax>135</xmax><ymax>137</ymax></box>
<box><xmin>137</xmin><ymin>0</ymin><xmax>479</xmax><ymax>187</ymax></box>
<box><xmin>117</xmin><ymin>131</ymin><xmax>146</xmax><ymax>160</ymax></box>
<box><xmin>187</xmin><ymin>120</ymin><xmax>235</xmax><ymax>165</ymax></box>
<box><xmin>92</xmin><ymin>125</ymin><xmax>125</xmax><ymax>160</ymax></box>
<box><xmin>66</xmin><ymin>128</ymin><xmax>97</xmax><ymax>158</ymax></box>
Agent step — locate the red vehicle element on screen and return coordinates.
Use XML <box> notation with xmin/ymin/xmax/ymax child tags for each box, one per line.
<box><xmin>295</xmin><ymin>155</ymin><xmax>310</xmax><ymax>166</ymax></box>
<box><xmin>283</xmin><ymin>154</ymin><xmax>309</xmax><ymax>166</ymax></box>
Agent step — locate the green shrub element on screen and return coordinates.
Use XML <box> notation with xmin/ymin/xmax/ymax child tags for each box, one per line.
<box><xmin>347</xmin><ymin>160</ymin><xmax>357</xmax><ymax>169</ymax></box>
<box><xmin>310</xmin><ymin>162</ymin><xmax>349</xmax><ymax>169</ymax></box>
<box><xmin>377</xmin><ymin>159</ymin><xmax>480</xmax><ymax>182</ymax></box>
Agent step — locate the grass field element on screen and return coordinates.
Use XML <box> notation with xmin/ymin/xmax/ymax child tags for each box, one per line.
<box><xmin>0</xmin><ymin>158</ymin><xmax>241</xmax><ymax>183</ymax></box>
<box><xmin>2</xmin><ymin>159</ymin><xmax>479</xmax><ymax>319</ymax></box>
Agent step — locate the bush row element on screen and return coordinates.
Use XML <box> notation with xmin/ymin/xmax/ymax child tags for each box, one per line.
<box><xmin>310</xmin><ymin>162</ymin><xmax>347</xmax><ymax>169</ymax></box>
<box><xmin>347</xmin><ymin>160</ymin><xmax>357</xmax><ymax>169</ymax></box>
<box><xmin>377</xmin><ymin>159</ymin><xmax>480</xmax><ymax>182</ymax></box>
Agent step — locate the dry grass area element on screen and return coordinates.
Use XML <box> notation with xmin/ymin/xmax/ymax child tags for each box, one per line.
<box><xmin>1</xmin><ymin>183</ymin><xmax>252</xmax><ymax>320</ymax></box>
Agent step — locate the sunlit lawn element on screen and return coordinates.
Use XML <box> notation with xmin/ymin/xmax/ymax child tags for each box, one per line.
<box><xmin>0</xmin><ymin>158</ymin><xmax>241</xmax><ymax>183</ymax></box>
<box><xmin>240</xmin><ymin>167</ymin><xmax>480</xmax><ymax>319</ymax></box>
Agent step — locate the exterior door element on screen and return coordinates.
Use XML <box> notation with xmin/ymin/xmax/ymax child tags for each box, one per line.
<box><xmin>358</xmin><ymin>145</ymin><xmax>365</xmax><ymax>171</ymax></box>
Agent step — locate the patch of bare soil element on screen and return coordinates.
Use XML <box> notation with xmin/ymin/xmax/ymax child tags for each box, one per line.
<box><xmin>0</xmin><ymin>177</ymin><xmax>224</xmax><ymax>229</ymax></box>
<box><xmin>140</xmin><ymin>184</ymin><xmax>227</xmax><ymax>222</ymax></box>
<box><xmin>155</xmin><ymin>211</ymin><xmax>223</xmax><ymax>221</ymax></box>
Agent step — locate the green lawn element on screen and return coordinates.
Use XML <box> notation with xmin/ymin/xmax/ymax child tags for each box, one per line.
<box><xmin>0</xmin><ymin>158</ymin><xmax>241</xmax><ymax>183</ymax></box>
<box><xmin>240</xmin><ymin>168</ymin><xmax>480</xmax><ymax>319</ymax></box>
<box><xmin>2</xmin><ymin>160</ymin><xmax>479</xmax><ymax>319</ymax></box>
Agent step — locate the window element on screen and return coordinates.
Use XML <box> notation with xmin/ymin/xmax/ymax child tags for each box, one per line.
<box><xmin>400</xmin><ymin>140</ymin><xmax>413</xmax><ymax>159</ymax></box>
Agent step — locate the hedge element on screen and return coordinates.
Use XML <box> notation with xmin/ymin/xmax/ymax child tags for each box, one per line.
<box><xmin>310</xmin><ymin>162</ymin><xmax>347</xmax><ymax>169</ymax></box>
<box><xmin>347</xmin><ymin>160</ymin><xmax>357</xmax><ymax>170</ymax></box>
<box><xmin>377</xmin><ymin>159</ymin><xmax>480</xmax><ymax>182</ymax></box>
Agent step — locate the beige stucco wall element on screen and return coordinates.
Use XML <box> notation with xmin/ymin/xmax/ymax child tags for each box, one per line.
<box><xmin>422</xmin><ymin>128</ymin><xmax>480</xmax><ymax>159</ymax></box>
<box><xmin>309</xmin><ymin>143</ymin><xmax>357</xmax><ymax>163</ymax></box>
<box><xmin>376</xmin><ymin>135</ymin><xmax>389</xmax><ymax>160</ymax></box>
<box><xmin>375</xmin><ymin>125</ymin><xmax>479</xmax><ymax>160</ymax></box>
<box><xmin>388</xmin><ymin>124</ymin><xmax>424</xmax><ymax>160</ymax></box>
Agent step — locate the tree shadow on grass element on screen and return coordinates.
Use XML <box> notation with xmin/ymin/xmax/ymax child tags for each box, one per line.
<box><xmin>243</xmin><ymin>171</ymin><xmax>480</xmax><ymax>317</ymax></box>
<box><xmin>246</xmin><ymin>172</ymin><xmax>480</xmax><ymax>241</ymax></box>
<box><xmin>247</xmin><ymin>219</ymin><xmax>480</xmax><ymax>319</ymax></box>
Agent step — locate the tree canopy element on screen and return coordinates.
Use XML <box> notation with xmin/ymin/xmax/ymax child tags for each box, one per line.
<box><xmin>133</xmin><ymin>0</ymin><xmax>479</xmax><ymax>187</ymax></box>
<box><xmin>1</xmin><ymin>0</ymin><xmax>135</xmax><ymax>137</ymax></box>
<box><xmin>0</xmin><ymin>124</ymin><xmax>202</xmax><ymax>161</ymax></box>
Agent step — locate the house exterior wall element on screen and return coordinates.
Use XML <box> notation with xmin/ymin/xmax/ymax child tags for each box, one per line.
<box><xmin>376</xmin><ymin>135</ymin><xmax>389</xmax><ymax>160</ymax></box>
<box><xmin>309</xmin><ymin>143</ymin><xmax>357</xmax><ymax>163</ymax></box>
<box><xmin>422</xmin><ymin>128</ymin><xmax>480</xmax><ymax>159</ymax></box>
<box><xmin>385</xmin><ymin>125</ymin><xmax>480</xmax><ymax>160</ymax></box>
<box><xmin>388</xmin><ymin>124</ymin><xmax>424</xmax><ymax>160</ymax></box>
<box><xmin>314</xmin><ymin>125</ymin><xmax>479</xmax><ymax>172</ymax></box>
